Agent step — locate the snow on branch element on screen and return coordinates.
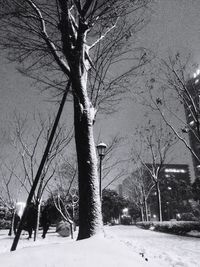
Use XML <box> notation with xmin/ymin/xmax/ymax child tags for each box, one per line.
<box><xmin>89</xmin><ymin>18</ymin><xmax>119</xmax><ymax>50</ymax></box>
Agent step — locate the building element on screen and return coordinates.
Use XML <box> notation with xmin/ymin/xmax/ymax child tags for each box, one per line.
<box><xmin>118</xmin><ymin>164</ymin><xmax>190</xmax><ymax>197</ymax></box>
<box><xmin>117</xmin><ymin>164</ymin><xmax>191</xmax><ymax>220</ymax></box>
<box><xmin>185</xmin><ymin>73</ymin><xmax>200</xmax><ymax>180</ymax></box>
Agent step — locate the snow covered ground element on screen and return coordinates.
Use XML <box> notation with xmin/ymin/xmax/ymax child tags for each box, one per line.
<box><xmin>0</xmin><ymin>225</ymin><xmax>199</xmax><ymax>266</ymax></box>
<box><xmin>105</xmin><ymin>225</ymin><xmax>200</xmax><ymax>267</ymax></box>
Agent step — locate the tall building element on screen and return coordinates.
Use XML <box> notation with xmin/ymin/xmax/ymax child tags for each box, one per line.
<box><xmin>185</xmin><ymin>73</ymin><xmax>200</xmax><ymax>180</ymax></box>
<box><xmin>118</xmin><ymin>164</ymin><xmax>190</xmax><ymax>199</ymax></box>
<box><xmin>117</xmin><ymin>164</ymin><xmax>191</xmax><ymax>220</ymax></box>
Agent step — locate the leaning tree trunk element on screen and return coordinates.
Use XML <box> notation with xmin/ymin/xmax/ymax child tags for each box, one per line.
<box><xmin>71</xmin><ymin>73</ymin><xmax>103</xmax><ymax>240</ymax></box>
<box><xmin>155</xmin><ymin>182</ymin><xmax>162</xmax><ymax>222</ymax></box>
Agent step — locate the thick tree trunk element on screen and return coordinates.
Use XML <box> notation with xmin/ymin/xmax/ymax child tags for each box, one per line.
<box><xmin>155</xmin><ymin>182</ymin><xmax>162</xmax><ymax>222</ymax></box>
<box><xmin>74</xmin><ymin>99</ymin><xmax>103</xmax><ymax>239</ymax></box>
<box><xmin>71</xmin><ymin>75</ymin><xmax>103</xmax><ymax>239</ymax></box>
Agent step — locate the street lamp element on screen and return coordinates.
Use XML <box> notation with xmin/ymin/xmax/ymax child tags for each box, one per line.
<box><xmin>96</xmin><ymin>142</ymin><xmax>107</xmax><ymax>199</ymax></box>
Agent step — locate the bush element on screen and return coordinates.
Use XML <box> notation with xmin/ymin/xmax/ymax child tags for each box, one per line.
<box><xmin>136</xmin><ymin>221</ymin><xmax>200</xmax><ymax>235</ymax></box>
<box><xmin>180</xmin><ymin>213</ymin><xmax>198</xmax><ymax>221</ymax></box>
<box><xmin>56</xmin><ymin>221</ymin><xmax>70</xmax><ymax>237</ymax></box>
<box><xmin>121</xmin><ymin>215</ymin><xmax>132</xmax><ymax>225</ymax></box>
<box><xmin>0</xmin><ymin>219</ymin><xmax>11</xmax><ymax>229</ymax></box>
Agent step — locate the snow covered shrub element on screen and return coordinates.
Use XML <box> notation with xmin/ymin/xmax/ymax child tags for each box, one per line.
<box><xmin>56</xmin><ymin>221</ymin><xmax>70</xmax><ymax>237</ymax></box>
<box><xmin>153</xmin><ymin>221</ymin><xmax>200</xmax><ymax>234</ymax></box>
<box><xmin>121</xmin><ymin>215</ymin><xmax>132</xmax><ymax>225</ymax></box>
<box><xmin>136</xmin><ymin>221</ymin><xmax>200</xmax><ymax>235</ymax></box>
<box><xmin>180</xmin><ymin>212</ymin><xmax>198</xmax><ymax>221</ymax></box>
<box><xmin>136</xmin><ymin>222</ymin><xmax>153</xmax><ymax>229</ymax></box>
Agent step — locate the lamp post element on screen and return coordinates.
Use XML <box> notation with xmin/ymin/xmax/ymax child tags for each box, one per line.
<box><xmin>96</xmin><ymin>142</ymin><xmax>107</xmax><ymax>199</ymax></box>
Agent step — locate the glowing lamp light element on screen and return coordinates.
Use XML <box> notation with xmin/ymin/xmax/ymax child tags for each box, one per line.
<box><xmin>193</xmin><ymin>68</ymin><xmax>200</xmax><ymax>78</ymax></box>
<box><xmin>122</xmin><ymin>208</ymin><xmax>128</xmax><ymax>214</ymax></box>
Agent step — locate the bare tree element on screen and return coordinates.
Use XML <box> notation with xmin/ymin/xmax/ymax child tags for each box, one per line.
<box><xmin>122</xmin><ymin>164</ymin><xmax>154</xmax><ymax>221</ymax></box>
<box><xmin>139</xmin><ymin>53</ymin><xmax>200</xmax><ymax>171</ymax></box>
<box><xmin>8</xmin><ymin>112</ymin><xmax>72</xmax><ymax>240</ymax></box>
<box><xmin>0</xmin><ymin>161</ymin><xmax>27</xmax><ymax>236</ymax></box>
<box><xmin>0</xmin><ymin>0</ymin><xmax>152</xmax><ymax>241</ymax></box>
<box><xmin>46</xmin><ymin>157</ymin><xmax>78</xmax><ymax>239</ymax></box>
<box><xmin>132</xmin><ymin>121</ymin><xmax>177</xmax><ymax>221</ymax></box>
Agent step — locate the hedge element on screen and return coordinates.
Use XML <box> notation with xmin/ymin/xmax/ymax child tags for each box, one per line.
<box><xmin>136</xmin><ymin>221</ymin><xmax>200</xmax><ymax>235</ymax></box>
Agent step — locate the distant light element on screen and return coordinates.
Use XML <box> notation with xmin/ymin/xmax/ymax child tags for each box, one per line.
<box><xmin>165</xmin><ymin>168</ymin><xmax>186</xmax><ymax>173</ymax></box>
<box><xmin>193</xmin><ymin>68</ymin><xmax>200</xmax><ymax>78</ymax></box>
<box><xmin>153</xmin><ymin>214</ymin><xmax>157</xmax><ymax>218</ymax></box>
<box><xmin>122</xmin><ymin>208</ymin><xmax>128</xmax><ymax>213</ymax></box>
<box><xmin>189</xmin><ymin>120</ymin><xmax>195</xmax><ymax>127</ymax></box>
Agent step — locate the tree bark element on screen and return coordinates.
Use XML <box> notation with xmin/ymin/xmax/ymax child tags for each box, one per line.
<box><xmin>8</xmin><ymin>208</ymin><xmax>16</xmax><ymax>236</ymax></box>
<box><xmin>34</xmin><ymin>200</ymin><xmax>41</xmax><ymax>241</ymax></box>
<box><xmin>155</xmin><ymin>182</ymin><xmax>162</xmax><ymax>222</ymax></box>
<box><xmin>140</xmin><ymin>205</ymin><xmax>144</xmax><ymax>222</ymax></box>
<box><xmin>73</xmin><ymin>94</ymin><xmax>103</xmax><ymax>239</ymax></box>
<box><xmin>144</xmin><ymin>197</ymin><xmax>148</xmax><ymax>222</ymax></box>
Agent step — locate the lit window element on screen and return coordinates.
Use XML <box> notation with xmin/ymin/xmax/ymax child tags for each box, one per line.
<box><xmin>165</xmin><ymin>168</ymin><xmax>186</xmax><ymax>173</ymax></box>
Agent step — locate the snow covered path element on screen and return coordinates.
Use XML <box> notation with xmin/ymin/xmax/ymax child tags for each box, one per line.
<box><xmin>0</xmin><ymin>226</ymin><xmax>200</xmax><ymax>266</ymax></box>
<box><xmin>105</xmin><ymin>225</ymin><xmax>200</xmax><ymax>267</ymax></box>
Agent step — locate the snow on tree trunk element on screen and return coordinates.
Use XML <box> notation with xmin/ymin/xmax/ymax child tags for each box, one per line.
<box><xmin>74</xmin><ymin>97</ymin><xmax>103</xmax><ymax>239</ymax></box>
<box><xmin>71</xmin><ymin>72</ymin><xmax>103</xmax><ymax>239</ymax></box>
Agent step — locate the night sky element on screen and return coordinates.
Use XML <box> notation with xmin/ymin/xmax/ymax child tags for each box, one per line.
<box><xmin>0</xmin><ymin>0</ymin><xmax>200</xmax><ymax>189</ymax></box>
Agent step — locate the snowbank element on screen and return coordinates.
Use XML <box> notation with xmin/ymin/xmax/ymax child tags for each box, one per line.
<box><xmin>0</xmin><ymin>230</ymin><xmax>163</xmax><ymax>267</ymax></box>
<box><xmin>1</xmin><ymin>226</ymin><xmax>199</xmax><ymax>267</ymax></box>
